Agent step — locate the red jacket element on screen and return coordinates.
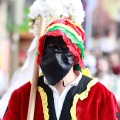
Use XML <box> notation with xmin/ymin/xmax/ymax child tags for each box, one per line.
<box><xmin>3</xmin><ymin>75</ymin><xmax>120</xmax><ymax>120</ymax></box>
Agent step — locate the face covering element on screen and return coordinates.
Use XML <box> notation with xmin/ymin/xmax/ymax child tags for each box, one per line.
<box><xmin>40</xmin><ymin>36</ymin><xmax>73</xmax><ymax>86</ymax></box>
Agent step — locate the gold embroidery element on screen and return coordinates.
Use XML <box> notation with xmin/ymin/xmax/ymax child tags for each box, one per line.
<box><xmin>38</xmin><ymin>87</ymin><xmax>49</xmax><ymax>120</ymax></box>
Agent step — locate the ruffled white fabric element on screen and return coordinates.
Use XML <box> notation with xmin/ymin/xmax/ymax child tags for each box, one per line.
<box><xmin>28</xmin><ymin>0</ymin><xmax>85</xmax><ymax>25</ymax></box>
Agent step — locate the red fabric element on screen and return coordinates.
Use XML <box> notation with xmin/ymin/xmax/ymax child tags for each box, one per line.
<box><xmin>76</xmin><ymin>82</ymin><xmax>120</xmax><ymax>120</ymax></box>
<box><xmin>4</xmin><ymin>82</ymin><xmax>120</xmax><ymax>120</ymax></box>
<box><xmin>3</xmin><ymin>82</ymin><xmax>44</xmax><ymax>120</ymax></box>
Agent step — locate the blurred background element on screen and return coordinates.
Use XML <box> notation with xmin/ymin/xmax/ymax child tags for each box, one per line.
<box><xmin>0</xmin><ymin>0</ymin><xmax>120</xmax><ymax>105</ymax></box>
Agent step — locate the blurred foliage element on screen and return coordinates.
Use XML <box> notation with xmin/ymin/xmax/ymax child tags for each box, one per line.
<box><xmin>7</xmin><ymin>7</ymin><xmax>30</xmax><ymax>33</ymax></box>
<box><xmin>17</xmin><ymin>7</ymin><xmax>30</xmax><ymax>33</ymax></box>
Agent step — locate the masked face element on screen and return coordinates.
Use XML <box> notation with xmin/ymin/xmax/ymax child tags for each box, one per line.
<box><xmin>40</xmin><ymin>36</ymin><xmax>73</xmax><ymax>85</ymax></box>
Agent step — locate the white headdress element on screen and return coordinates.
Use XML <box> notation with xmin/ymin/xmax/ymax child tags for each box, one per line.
<box><xmin>28</xmin><ymin>0</ymin><xmax>85</xmax><ymax>35</ymax></box>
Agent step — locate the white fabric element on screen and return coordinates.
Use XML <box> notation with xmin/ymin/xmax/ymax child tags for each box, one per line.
<box><xmin>0</xmin><ymin>70</ymin><xmax>9</xmax><ymax>97</ymax></box>
<box><xmin>44</xmin><ymin>73</ymin><xmax>82</xmax><ymax>120</ymax></box>
<box><xmin>0</xmin><ymin>37</ymin><xmax>38</xmax><ymax>118</ymax></box>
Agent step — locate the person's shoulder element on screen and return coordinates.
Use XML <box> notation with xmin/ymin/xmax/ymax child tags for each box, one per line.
<box><xmin>13</xmin><ymin>74</ymin><xmax>44</xmax><ymax>96</ymax></box>
<box><xmin>93</xmin><ymin>81</ymin><xmax>109</xmax><ymax>91</ymax></box>
<box><xmin>11</xmin><ymin>81</ymin><xmax>31</xmax><ymax>98</ymax></box>
<box><xmin>91</xmin><ymin>81</ymin><xmax>113</xmax><ymax>98</ymax></box>
<box><xmin>17</xmin><ymin>81</ymin><xmax>31</xmax><ymax>91</ymax></box>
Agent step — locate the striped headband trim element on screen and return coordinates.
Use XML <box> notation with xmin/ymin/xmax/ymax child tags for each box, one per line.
<box><xmin>48</xmin><ymin>19</ymin><xmax>85</xmax><ymax>40</ymax></box>
<box><xmin>46</xmin><ymin>23</ymin><xmax>83</xmax><ymax>42</ymax></box>
<box><xmin>45</xmin><ymin>23</ymin><xmax>84</xmax><ymax>59</ymax></box>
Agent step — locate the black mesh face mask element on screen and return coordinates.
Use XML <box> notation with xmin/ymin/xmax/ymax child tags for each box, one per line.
<box><xmin>44</xmin><ymin>36</ymin><xmax>69</xmax><ymax>54</ymax></box>
<box><xmin>40</xmin><ymin>36</ymin><xmax>73</xmax><ymax>85</ymax></box>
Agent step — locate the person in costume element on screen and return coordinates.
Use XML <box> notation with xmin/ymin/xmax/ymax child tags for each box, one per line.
<box><xmin>3</xmin><ymin>18</ymin><xmax>120</xmax><ymax>120</ymax></box>
<box><xmin>0</xmin><ymin>0</ymin><xmax>85</xmax><ymax>118</ymax></box>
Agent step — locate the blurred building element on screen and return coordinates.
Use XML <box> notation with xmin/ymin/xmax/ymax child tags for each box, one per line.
<box><xmin>94</xmin><ymin>0</ymin><xmax>120</xmax><ymax>35</ymax></box>
<box><xmin>0</xmin><ymin>0</ymin><xmax>34</xmax><ymax>97</ymax></box>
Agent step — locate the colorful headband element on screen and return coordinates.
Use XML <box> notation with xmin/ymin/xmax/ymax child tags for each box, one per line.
<box><xmin>37</xmin><ymin>18</ymin><xmax>85</xmax><ymax>69</ymax></box>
